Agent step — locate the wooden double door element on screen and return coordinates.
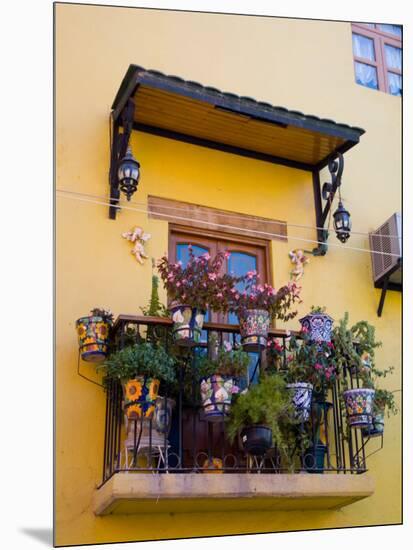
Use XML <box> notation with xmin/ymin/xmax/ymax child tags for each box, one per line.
<box><xmin>169</xmin><ymin>225</ymin><xmax>271</xmax><ymax>325</ymax></box>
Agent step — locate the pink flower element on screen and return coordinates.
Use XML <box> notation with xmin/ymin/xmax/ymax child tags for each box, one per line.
<box><xmin>235</xmin><ymin>293</ymin><xmax>240</xmax><ymax>300</ymax></box>
<box><xmin>231</xmin><ymin>385</ymin><xmax>240</xmax><ymax>394</ymax></box>
<box><xmin>223</xmin><ymin>341</ymin><xmax>232</xmax><ymax>352</ymax></box>
<box><xmin>224</xmin><ymin>251</ymin><xmax>231</xmax><ymax>259</ymax></box>
<box><xmin>301</xmin><ymin>326</ymin><xmax>309</xmax><ymax>334</ymax></box>
<box><xmin>217</xmin><ymin>292</ymin><xmax>223</xmax><ymax>298</ymax></box>
<box><xmin>314</xmin><ymin>363</ymin><xmax>322</xmax><ymax>370</ymax></box>
<box><xmin>176</xmin><ymin>282</ymin><xmax>181</xmax><ymax>287</ymax></box>
<box><xmin>327</xmin><ymin>342</ymin><xmax>334</xmax><ymax>349</ymax></box>
<box><xmin>203</xmin><ymin>252</ymin><xmax>211</xmax><ymax>261</ymax></box>
<box><xmin>246</xmin><ymin>270</ymin><xmax>256</xmax><ymax>279</ymax></box>
<box><xmin>208</xmin><ymin>273</ymin><xmax>217</xmax><ymax>281</ymax></box>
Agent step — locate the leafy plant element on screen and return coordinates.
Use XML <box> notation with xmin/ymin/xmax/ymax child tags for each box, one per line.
<box><xmin>141</xmin><ymin>262</ymin><xmax>169</xmax><ymax>318</ymax></box>
<box><xmin>99</xmin><ymin>342</ymin><xmax>177</xmax><ymax>388</ymax></box>
<box><xmin>229</xmin><ymin>271</ymin><xmax>301</xmax><ymax>322</ymax></box>
<box><xmin>195</xmin><ymin>339</ymin><xmax>250</xmax><ymax>380</ymax></box>
<box><xmin>309</xmin><ymin>306</ymin><xmax>327</xmax><ymax>314</ymax></box>
<box><xmin>226</xmin><ymin>375</ymin><xmax>295</xmax><ymax>467</ymax></box>
<box><xmin>373</xmin><ymin>388</ymin><xmax>399</xmax><ymax>417</ymax></box>
<box><xmin>90</xmin><ymin>307</ymin><xmax>114</xmax><ymax>325</ymax></box>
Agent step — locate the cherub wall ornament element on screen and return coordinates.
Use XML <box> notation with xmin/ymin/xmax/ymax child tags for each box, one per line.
<box><xmin>289</xmin><ymin>249</ymin><xmax>309</xmax><ymax>281</ymax></box>
<box><xmin>122</xmin><ymin>226</ymin><xmax>151</xmax><ymax>264</ymax></box>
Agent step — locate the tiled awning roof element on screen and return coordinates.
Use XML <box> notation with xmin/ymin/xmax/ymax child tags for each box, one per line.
<box><xmin>112</xmin><ymin>65</ymin><xmax>365</xmax><ymax>171</ymax></box>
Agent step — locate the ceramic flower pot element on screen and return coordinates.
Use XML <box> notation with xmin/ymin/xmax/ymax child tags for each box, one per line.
<box><xmin>170</xmin><ymin>305</ymin><xmax>205</xmax><ymax>347</ymax></box>
<box><xmin>286</xmin><ymin>382</ymin><xmax>313</xmax><ymax>422</ymax></box>
<box><xmin>122</xmin><ymin>376</ymin><xmax>160</xmax><ymax>420</ymax></box>
<box><xmin>126</xmin><ymin>396</ymin><xmax>175</xmax><ymax>449</ymax></box>
<box><xmin>238</xmin><ymin>308</ymin><xmax>270</xmax><ymax>352</ymax></box>
<box><xmin>299</xmin><ymin>312</ymin><xmax>334</xmax><ymax>343</ymax></box>
<box><xmin>241</xmin><ymin>425</ymin><xmax>272</xmax><ymax>456</ymax></box>
<box><xmin>76</xmin><ymin>315</ymin><xmax>110</xmax><ymax>362</ymax></box>
<box><xmin>200</xmin><ymin>375</ymin><xmax>237</xmax><ymax>422</ymax></box>
<box><xmin>201</xmin><ymin>457</ymin><xmax>224</xmax><ymax>473</ymax></box>
<box><xmin>302</xmin><ymin>444</ymin><xmax>327</xmax><ymax>473</ymax></box>
<box><xmin>361</xmin><ymin>411</ymin><xmax>385</xmax><ymax>438</ymax></box>
<box><xmin>343</xmin><ymin>388</ymin><xmax>375</xmax><ymax>428</ymax></box>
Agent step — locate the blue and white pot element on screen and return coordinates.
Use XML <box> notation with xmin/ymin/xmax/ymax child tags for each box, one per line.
<box><xmin>299</xmin><ymin>312</ymin><xmax>334</xmax><ymax>343</ymax></box>
<box><xmin>170</xmin><ymin>305</ymin><xmax>205</xmax><ymax>347</ymax></box>
<box><xmin>286</xmin><ymin>382</ymin><xmax>313</xmax><ymax>422</ymax></box>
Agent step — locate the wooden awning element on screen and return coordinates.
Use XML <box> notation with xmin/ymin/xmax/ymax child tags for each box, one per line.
<box><xmin>111</xmin><ymin>65</ymin><xmax>365</xmax><ymax>171</ymax></box>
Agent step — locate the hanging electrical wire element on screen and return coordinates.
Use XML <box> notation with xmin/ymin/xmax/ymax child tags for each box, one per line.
<box><xmin>56</xmin><ymin>188</ymin><xmax>402</xmax><ymax>239</ymax></box>
<box><xmin>56</xmin><ymin>188</ymin><xmax>400</xmax><ymax>258</ymax></box>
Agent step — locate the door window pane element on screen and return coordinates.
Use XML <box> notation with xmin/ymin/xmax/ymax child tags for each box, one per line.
<box><xmin>352</xmin><ymin>33</ymin><xmax>375</xmax><ymax>60</ymax></box>
<box><xmin>227</xmin><ymin>252</ymin><xmax>257</xmax><ymax>325</ymax></box>
<box><xmin>227</xmin><ymin>252</ymin><xmax>259</xmax><ymax>385</ymax></box>
<box><xmin>385</xmin><ymin>44</ymin><xmax>402</xmax><ymax>71</ymax></box>
<box><xmin>176</xmin><ymin>243</ymin><xmax>210</xmax><ymax>331</ymax></box>
<box><xmin>378</xmin><ymin>24</ymin><xmax>402</xmax><ymax>38</ymax></box>
<box><xmin>388</xmin><ymin>72</ymin><xmax>402</xmax><ymax>96</ymax></box>
<box><xmin>354</xmin><ymin>62</ymin><xmax>378</xmax><ymax>89</ymax></box>
<box><xmin>176</xmin><ymin>243</ymin><xmax>209</xmax><ymax>267</ymax></box>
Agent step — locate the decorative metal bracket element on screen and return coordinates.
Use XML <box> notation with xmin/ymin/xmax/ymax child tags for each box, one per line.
<box><xmin>310</xmin><ymin>153</ymin><xmax>344</xmax><ymax>256</ymax></box>
<box><xmin>109</xmin><ymin>98</ymin><xmax>135</xmax><ymax>219</ymax></box>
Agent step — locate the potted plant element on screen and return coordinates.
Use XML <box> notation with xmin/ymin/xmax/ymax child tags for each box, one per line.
<box><xmin>157</xmin><ymin>248</ymin><xmax>238</xmax><ymax>347</ymax></box>
<box><xmin>100</xmin><ymin>342</ymin><xmax>177</xmax><ymax>420</ymax></box>
<box><xmin>76</xmin><ymin>307</ymin><xmax>114</xmax><ymax>362</ymax></box>
<box><xmin>195</xmin><ymin>338</ymin><xmax>250</xmax><ymax>422</ymax></box>
<box><xmin>226</xmin><ymin>375</ymin><xmax>294</xmax><ymax>458</ymax></box>
<box><xmin>299</xmin><ymin>306</ymin><xmax>334</xmax><ymax>343</ymax></box>
<box><xmin>362</xmin><ymin>388</ymin><xmax>398</xmax><ymax>437</ymax></box>
<box><xmin>229</xmin><ymin>271</ymin><xmax>301</xmax><ymax>352</ymax></box>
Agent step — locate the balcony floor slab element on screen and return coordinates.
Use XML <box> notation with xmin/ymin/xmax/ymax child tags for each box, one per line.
<box><xmin>93</xmin><ymin>472</ymin><xmax>375</xmax><ymax>516</ymax></box>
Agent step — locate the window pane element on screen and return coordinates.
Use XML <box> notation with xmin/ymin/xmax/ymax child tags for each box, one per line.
<box><xmin>176</xmin><ymin>243</ymin><xmax>210</xmax><ymax>337</ymax></box>
<box><xmin>385</xmin><ymin>44</ymin><xmax>402</xmax><ymax>71</ymax></box>
<box><xmin>361</xmin><ymin>23</ymin><xmax>375</xmax><ymax>28</ymax></box>
<box><xmin>354</xmin><ymin>61</ymin><xmax>378</xmax><ymax>89</ymax></box>
<box><xmin>227</xmin><ymin>252</ymin><xmax>257</xmax><ymax>325</ymax></box>
<box><xmin>176</xmin><ymin>243</ymin><xmax>209</xmax><ymax>267</ymax></box>
<box><xmin>388</xmin><ymin>72</ymin><xmax>402</xmax><ymax>96</ymax></box>
<box><xmin>227</xmin><ymin>252</ymin><xmax>259</xmax><ymax>386</ymax></box>
<box><xmin>352</xmin><ymin>33</ymin><xmax>375</xmax><ymax>60</ymax></box>
<box><xmin>378</xmin><ymin>24</ymin><xmax>402</xmax><ymax>37</ymax></box>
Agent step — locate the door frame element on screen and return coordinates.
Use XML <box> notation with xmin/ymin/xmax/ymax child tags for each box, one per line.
<box><xmin>168</xmin><ymin>224</ymin><xmax>273</xmax><ymax>286</ymax></box>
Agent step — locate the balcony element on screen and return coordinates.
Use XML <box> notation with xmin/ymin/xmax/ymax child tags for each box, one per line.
<box><xmin>92</xmin><ymin>315</ymin><xmax>376</xmax><ymax>516</ymax></box>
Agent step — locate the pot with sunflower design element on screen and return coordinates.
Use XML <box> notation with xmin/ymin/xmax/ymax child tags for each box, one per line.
<box><xmin>99</xmin><ymin>342</ymin><xmax>177</xmax><ymax>420</ymax></box>
<box><xmin>76</xmin><ymin>308</ymin><xmax>113</xmax><ymax>362</ymax></box>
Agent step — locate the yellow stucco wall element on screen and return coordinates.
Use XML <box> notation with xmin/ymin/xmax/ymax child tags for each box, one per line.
<box><xmin>55</xmin><ymin>3</ymin><xmax>401</xmax><ymax>546</ymax></box>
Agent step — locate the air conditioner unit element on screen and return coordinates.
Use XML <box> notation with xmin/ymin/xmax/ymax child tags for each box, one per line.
<box><xmin>369</xmin><ymin>212</ymin><xmax>402</xmax><ymax>316</ymax></box>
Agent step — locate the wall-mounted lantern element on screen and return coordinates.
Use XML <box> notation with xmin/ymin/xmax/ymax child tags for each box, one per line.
<box><xmin>109</xmin><ymin>98</ymin><xmax>140</xmax><ymax>219</ymax></box>
<box><xmin>333</xmin><ymin>201</ymin><xmax>352</xmax><ymax>243</ymax></box>
<box><xmin>117</xmin><ymin>147</ymin><xmax>140</xmax><ymax>201</ymax></box>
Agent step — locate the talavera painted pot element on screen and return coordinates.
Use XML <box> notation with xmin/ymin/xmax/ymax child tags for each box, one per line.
<box><xmin>122</xmin><ymin>376</ymin><xmax>160</xmax><ymax>420</ymax></box>
<box><xmin>343</xmin><ymin>388</ymin><xmax>375</xmax><ymax>428</ymax></box>
<box><xmin>200</xmin><ymin>375</ymin><xmax>235</xmax><ymax>422</ymax></box>
<box><xmin>286</xmin><ymin>382</ymin><xmax>313</xmax><ymax>422</ymax></box>
<box><xmin>299</xmin><ymin>312</ymin><xmax>334</xmax><ymax>343</ymax></box>
<box><xmin>238</xmin><ymin>309</ymin><xmax>270</xmax><ymax>352</ymax></box>
<box><xmin>170</xmin><ymin>305</ymin><xmax>205</xmax><ymax>347</ymax></box>
<box><xmin>76</xmin><ymin>315</ymin><xmax>110</xmax><ymax>362</ymax></box>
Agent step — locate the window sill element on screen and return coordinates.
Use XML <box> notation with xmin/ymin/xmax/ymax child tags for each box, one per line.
<box><xmin>93</xmin><ymin>472</ymin><xmax>375</xmax><ymax>516</ymax></box>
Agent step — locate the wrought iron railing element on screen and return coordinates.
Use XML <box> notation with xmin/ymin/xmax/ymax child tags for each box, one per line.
<box><xmin>97</xmin><ymin>315</ymin><xmax>382</xmax><ymax>487</ymax></box>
